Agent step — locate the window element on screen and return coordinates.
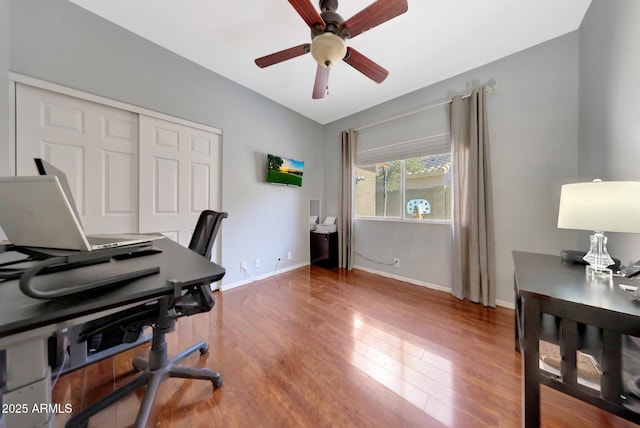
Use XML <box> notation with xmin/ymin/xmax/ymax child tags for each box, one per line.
<box><xmin>355</xmin><ymin>152</ymin><xmax>452</xmax><ymax>222</ymax></box>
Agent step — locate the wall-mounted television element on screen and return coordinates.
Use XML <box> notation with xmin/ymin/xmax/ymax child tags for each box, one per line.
<box><xmin>266</xmin><ymin>154</ymin><xmax>304</xmax><ymax>187</ymax></box>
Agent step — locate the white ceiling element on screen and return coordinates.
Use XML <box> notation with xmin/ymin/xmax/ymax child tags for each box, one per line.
<box><xmin>67</xmin><ymin>0</ymin><xmax>592</xmax><ymax>125</ymax></box>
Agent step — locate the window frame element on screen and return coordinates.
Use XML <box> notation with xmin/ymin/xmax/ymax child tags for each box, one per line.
<box><xmin>354</xmin><ymin>152</ymin><xmax>452</xmax><ymax>225</ymax></box>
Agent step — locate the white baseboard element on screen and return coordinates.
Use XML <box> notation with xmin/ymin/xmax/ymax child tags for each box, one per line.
<box><xmin>220</xmin><ymin>262</ymin><xmax>309</xmax><ymax>291</ymax></box>
<box><xmin>353</xmin><ymin>265</ymin><xmax>515</xmax><ymax>310</ymax></box>
<box><xmin>495</xmin><ymin>299</ymin><xmax>515</xmax><ymax>310</ymax></box>
<box><xmin>220</xmin><ymin>262</ymin><xmax>515</xmax><ymax>310</ymax></box>
<box><xmin>353</xmin><ymin>265</ymin><xmax>451</xmax><ymax>293</ymax></box>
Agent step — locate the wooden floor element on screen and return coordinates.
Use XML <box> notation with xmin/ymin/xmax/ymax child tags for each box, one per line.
<box><xmin>53</xmin><ymin>267</ymin><xmax>638</xmax><ymax>427</ymax></box>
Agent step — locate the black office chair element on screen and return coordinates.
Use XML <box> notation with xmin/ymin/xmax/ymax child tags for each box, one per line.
<box><xmin>66</xmin><ymin>210</ymin><xmax>228</xmax><ymax>428</ymax></box>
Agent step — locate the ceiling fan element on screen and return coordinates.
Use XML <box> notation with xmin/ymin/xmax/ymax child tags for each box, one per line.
<box><xmin>255</xmin><ymin>0</ymin><xmax>409</xmax><ymax>99</ymax></box>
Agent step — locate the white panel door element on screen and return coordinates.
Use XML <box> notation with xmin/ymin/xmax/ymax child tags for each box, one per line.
<box><xmin>15</xmin><ymin>84</ymin><xmax>139</xmax><ymax>234</ymax></box>
<box><xmin>138</xmin><ymin>115</ymin><xmax>221</xmax><ymax>254</ymax></box>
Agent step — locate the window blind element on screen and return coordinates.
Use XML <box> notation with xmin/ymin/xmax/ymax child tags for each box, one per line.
<box><xmin>355</xmin><ymin>104</ymin><xmax>450</xmax><ymax>165</ymax></box>
<box><xmin>356</xmin><ymin>132</ymin><xmax>450</xmax><ymax>165</ymax></box>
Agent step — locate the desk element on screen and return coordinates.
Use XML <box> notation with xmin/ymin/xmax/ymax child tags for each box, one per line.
<box><xmin>513</xmin><ymin>251</ymin><xmax>640</xmax><ymax>427</ymax></box>
<box><xmin>0</xmin><ymin>238</ymin><xmax>225</xmax><ymax>427</ymax></box>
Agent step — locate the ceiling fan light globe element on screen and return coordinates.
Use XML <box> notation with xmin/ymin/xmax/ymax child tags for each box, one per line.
<box><xmin>311</xmin><ymin>33</ymin><xmax>346</xmax><ymax>67</ymax></box>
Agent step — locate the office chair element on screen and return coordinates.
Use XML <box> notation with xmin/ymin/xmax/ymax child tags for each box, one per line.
<box><xmin>66</xmin><ymin>210</ymin><xmax>228</xmax><ymax>428</ymax></box>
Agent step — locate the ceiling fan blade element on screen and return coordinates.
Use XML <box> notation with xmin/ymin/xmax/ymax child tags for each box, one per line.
<box><xmin>288</xmin><ymin>0</ymin><xmax>326</xmax><ymax>30</ymax></box>
<box><xmin>312</xmin><ymin>65</ymin><xmax>330</xmax><ymax>99</ymax></box>
<box><xmin>343</xmin><ymin>47</ymin><xmax>389</xmax><ymax>83</ymax></box>
<box><xmin>255</xmin><ymin>44</ymin><xmax>311</xmax><ymax>68</ymax></box>
<box><xmin>341</xmin><ymin>0</ymin><xmax>408</xmax><ymax>39</ymax></box>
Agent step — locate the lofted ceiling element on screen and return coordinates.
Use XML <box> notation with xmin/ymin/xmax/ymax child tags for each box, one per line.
<box><xmin>67</xmin><ymin>0</ymin><xmax>592</xmax><ymax>125</ymax></box>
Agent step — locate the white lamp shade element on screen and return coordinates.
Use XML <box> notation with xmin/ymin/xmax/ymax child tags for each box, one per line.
<box><xmin>557</xmin><ymin>181</ymin><xmax>640</xmax><ymax>233</ymax></box>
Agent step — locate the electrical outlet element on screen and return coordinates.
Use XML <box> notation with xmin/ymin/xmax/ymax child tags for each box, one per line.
<box><xmin>287</xmin><ymin>251</ymin><xmax>292</xmax><ymax>260</ymax></box>
<box><xmin>240</xmin><ymin>261</ymin><xmax>247</xmax><ymax>272</ymax></box>
<box><xmin>393</xmin><ymin>258</ymin><xmax>400</xmax><ymax>268</ymax></box>
<box><xmin>255</xmin><ymin>258</ymin><xmax>261</xmax><ymax>268</ymax></box>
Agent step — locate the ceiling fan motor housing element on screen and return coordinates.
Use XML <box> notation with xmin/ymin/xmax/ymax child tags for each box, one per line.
<box><xmin>311</xmin><ymin>10</ymin><xmax>344</xmax><ymax>37</ymax></box>
<box><xmin>310</xmin><ymin>0</ymin><xmax>347</xmax><ymax>67</ymax></box>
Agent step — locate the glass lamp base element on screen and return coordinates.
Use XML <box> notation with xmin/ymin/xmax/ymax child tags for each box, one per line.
<box><xmin>586</xmin><ymin>264</ymin><xmax>612</xmax><ymax>280</ymax></box>
<box><xmin>583</xmin><ymin>232</ymin><xmax>614</xmax><ymax>280</ymax></box>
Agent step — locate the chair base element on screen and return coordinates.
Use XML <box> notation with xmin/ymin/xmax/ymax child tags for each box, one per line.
<box><xmin>65</xmin><ymin>327</ymin><xmax>221</xmax><ymax>428</ymax></box>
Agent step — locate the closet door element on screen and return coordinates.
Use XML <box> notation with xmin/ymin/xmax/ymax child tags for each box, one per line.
<box><xmin>138</xmin><ymin>115</ymin><xmax>221</xmax><ymax>253</ymax></box>
<box><xmin>15</xmin><ymin>84</ymin><xmax>139</xmax><ymax>234</ymax></box>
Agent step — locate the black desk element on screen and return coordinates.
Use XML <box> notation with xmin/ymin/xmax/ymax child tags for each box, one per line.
<box><xmin>0</xmin><ymin>238</ymin><xmax>225</xmax><ymax>427</ymax></box>
<box><xmin>513</xmin><ymin>251</ymin><xmax>640</xmax><ymax>427</ymax></box>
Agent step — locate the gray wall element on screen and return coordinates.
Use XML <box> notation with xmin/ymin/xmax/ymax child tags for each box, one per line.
<box><xmin>0</xmin><ymin>0</ymin><xmax>9</xmax><ymax>176</ymax></box>
<box><xmin>323</xmin><ymin>33</ymin><xmax>581</xmax><ymax>306</ymax></box>
<box><xmin>9</xmin><ymin>0</ymin><xmax>636</xmax><ymax>307</ymax></box>
<box><xmin>578</xmin><ymin>0</ymin><xmax>640</xmax><ymax>265</ymax></box>
<box><xmin>8</xmin><ymin>0</ymin><xmax>324</xmax><ymax>286</ymax></box>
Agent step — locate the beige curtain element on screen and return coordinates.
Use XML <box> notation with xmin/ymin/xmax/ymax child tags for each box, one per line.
<box><xmin>450</xmin><ymin>88</ymin><xmax>496</xmax><ymax>306</ymax></box>
<box><xmin>339</xmin><ymin>130</ymin><xmax>356</xmax><ymax>269</ymax></box>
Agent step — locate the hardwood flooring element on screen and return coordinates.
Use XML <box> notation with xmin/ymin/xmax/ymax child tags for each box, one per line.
<box><xmin>52</xmin><ymin>267</ymin><xmax>638</xmax><ymax>427</ymax></box>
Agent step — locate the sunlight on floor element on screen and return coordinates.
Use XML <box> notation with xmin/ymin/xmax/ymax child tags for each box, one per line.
<box><xmin>350</xmin><ymin>315</ymin><xmax>454</xmax><ymax>426</ymax></box>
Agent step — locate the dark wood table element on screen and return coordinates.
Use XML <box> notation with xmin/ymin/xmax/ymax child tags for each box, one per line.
<box><xmin>513</xmin><ymin>251</ymin><xmax>640</xmax><ymax>426</ymax></box>
<box><xmin>0</xmin><ymin>238</ymin><xmax>225</xmax><ymax>427</ymax></box>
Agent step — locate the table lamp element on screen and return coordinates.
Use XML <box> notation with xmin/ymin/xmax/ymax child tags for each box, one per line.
<box><xmin>557</xmin><ymin>180</ymin><xmax>640</xmax><ymax>279</ymax></box>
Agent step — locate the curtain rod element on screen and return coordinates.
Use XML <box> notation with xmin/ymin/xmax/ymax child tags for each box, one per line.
<box><xmin>354</xmin><ymin>83</ymin><xmax>498</xmax><ymax>132</ymax></box>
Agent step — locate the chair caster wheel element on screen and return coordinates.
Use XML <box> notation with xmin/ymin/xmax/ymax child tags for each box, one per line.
<box><xmin>199</xmin><ymin>343</ymin><xmax>209</xmax><ymax>354</ymax></box>
<box><xmin>213</xmin><ymin>377</ymin><xmax>223</xmax><ymax>388</ymax></box>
